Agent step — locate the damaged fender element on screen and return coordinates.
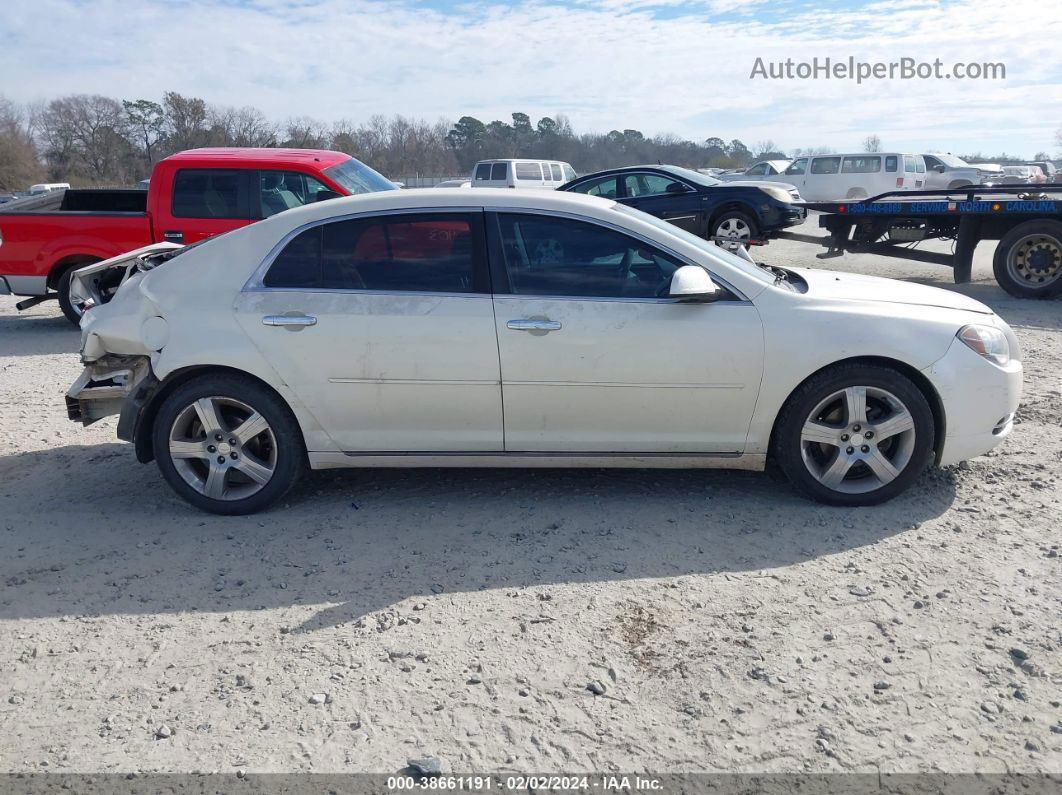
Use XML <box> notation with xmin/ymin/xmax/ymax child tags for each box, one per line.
<box><xmin>66</xmin><ymin>354</ymin><xmax>153</xmax><ymax>426</ymax></box>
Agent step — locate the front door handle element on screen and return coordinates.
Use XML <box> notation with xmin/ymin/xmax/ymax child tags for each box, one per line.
<box><xmin>507</xmin><ymin>319</ymin><xmax>562</xmax><ymax>332</ymax></box>
<box><xmin>262</xmin><ymin>314</ymin><xmax>317</xmax><ymax>329</ymax></box>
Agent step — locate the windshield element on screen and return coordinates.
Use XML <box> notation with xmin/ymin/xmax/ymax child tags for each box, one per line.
<box><xmin>322</xmin><ymin>158</ymin><xmax>398</xmax><ymax>195</ymax></box>
<box><xmin>657</xmin><ymin>165</ymin><xmax>722</xmax><ymax>187</ymax></box>
<box><xmin>611</xmin><ymin>203</ymin><xmax>774</xmax><ymax>286</ymax></box>
<box><xmin>934</xmin><ymin>154</ymin><xmax>969</xmax><ymax>167</ymax></box>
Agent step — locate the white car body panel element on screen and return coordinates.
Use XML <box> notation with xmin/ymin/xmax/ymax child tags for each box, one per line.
<box><xmin>234</xmin><ymin>290</ymin><xmax>503</xmax><ymax>451</ymax></box>
<box><xmin>493</xmin><ymin>295</ymin><xmax>763</xmax><ymax>452</ymax></box>
<box><xmin>71</xmin><ymin>188</ymin><xmax>1022</xmax><ymax>483</ymax></box>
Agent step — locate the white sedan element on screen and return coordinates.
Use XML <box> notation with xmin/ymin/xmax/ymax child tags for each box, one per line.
<box><xmin>66</xmin><ymin>189</ymin><xmax>1022</xmax><ymax>514</ymax></box>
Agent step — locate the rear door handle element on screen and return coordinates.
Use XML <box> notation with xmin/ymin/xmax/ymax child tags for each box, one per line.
<box><xmin>507</xmin><ymin>319</ymin><xmax>561</xmax><ymax>332</ymax></box>
<box><xmin>262</xmin><ymin>314</ymin><xmax>317</xmax><ymax>329</ymax></box>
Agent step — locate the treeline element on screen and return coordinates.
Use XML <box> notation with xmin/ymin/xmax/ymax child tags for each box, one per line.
<box><xmin>0</xmin><ymin>91</ymin><xmax>1054</xmax><ymax>191</ymax></box>
<box><xmin>0</xmin><ymin>91</ymin><xmax>787</xmax><ymax>189</ymax></box>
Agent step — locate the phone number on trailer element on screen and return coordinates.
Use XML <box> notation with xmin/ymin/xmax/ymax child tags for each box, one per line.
<box><xmin>388</xmin><ymin>776</ymin><xmax>612</xmax><ymax>791</ymax></box>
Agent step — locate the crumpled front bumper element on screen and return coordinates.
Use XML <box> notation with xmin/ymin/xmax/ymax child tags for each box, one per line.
<box><xmin>66</xmin><ymin>354</ymin><xmax>152</xmax><ymax>426</ymax></box>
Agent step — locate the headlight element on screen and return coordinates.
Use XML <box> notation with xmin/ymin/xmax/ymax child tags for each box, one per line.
<box><xmin>957</xmin><ymin>324</ymin><xmax>1010</xmax><ymax>366</ymax></box>
<box><xmin>759</xmin><ymin>186</ymin><xmax>795</xmax><ymax>203</ymax></box>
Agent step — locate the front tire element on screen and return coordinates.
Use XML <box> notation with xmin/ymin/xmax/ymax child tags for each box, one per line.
<box><xmin>152</xmin><ymin>374</ymin><xmax>305</xmax><ymax>515</ymax></box>
<box><xmin>711</xmin><ymin>210</ymin><xmax>758</xmax><ymax>249</ymax></box>
<box><xmin>992</xmin><ymin>220</ymin><xmax>1062</xmax><ymax>298</ymax></box>
<box><xmin>773</xmin><ymin>363</ymin><xmax>935</xmax><ymax>506</ymax></box>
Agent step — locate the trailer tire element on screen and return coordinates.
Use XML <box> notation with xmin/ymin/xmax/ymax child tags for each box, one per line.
<box><xmin>992</xmin><ymin>220</ymin><xmax>1062</xmax><ymax>298</ymax></box>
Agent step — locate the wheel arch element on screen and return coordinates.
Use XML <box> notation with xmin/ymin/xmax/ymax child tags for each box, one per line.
<box><xmin>48</xmin><ymin>254</ymin><xmax>102</xmax><ymax>289</ymax></box>
<box><xmin>708</xmin><ymin>201</ymin><xmax>758</xmax><ymax>227</ymax></box>
<box><xmin>766</xmin><ymin>355</ymin><xmax>946</xmax><ymax>466</ymax></box>
<box><xmin>131</xmin><ymin>364</ymin><xmax>307</xmax><ymax>464</ymax></box>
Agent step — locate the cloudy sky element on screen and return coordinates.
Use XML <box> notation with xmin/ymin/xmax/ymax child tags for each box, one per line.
<box><xmin>1</xmin><ymin>0</ymin><xmax>1060</xmax><ymax>157</ymax></box>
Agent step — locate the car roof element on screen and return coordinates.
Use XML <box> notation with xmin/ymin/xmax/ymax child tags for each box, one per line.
<box><xmin>253</xmin><ymin>187</ymin><xmax>614</xmax><ymax>228</ymax></box>
<box><xmin>160</xmin><ymin>148</ymin><xmax>352</xmax><ymax>168</ymax></box>
<box><xmin>474</xmin><ymin>158</ymin><xmax>565</xmax><ymax>164</ymax></box>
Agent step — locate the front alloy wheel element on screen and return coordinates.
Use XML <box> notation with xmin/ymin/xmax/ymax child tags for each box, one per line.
<box><xmin>799</xmin><ymin>386</ymin><xmax>916</xmax><ymax>494</ymax></box>
<box><xmin>774</xmin><ymin>364</ymin><xmax>935</xmax><ymax>505</ymax></box>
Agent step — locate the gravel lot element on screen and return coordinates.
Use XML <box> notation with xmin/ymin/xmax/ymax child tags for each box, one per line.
<box><xmin>1</xmin><ymin>219</ymin><xmax>1060</xmax><ymax>775</ymax></box>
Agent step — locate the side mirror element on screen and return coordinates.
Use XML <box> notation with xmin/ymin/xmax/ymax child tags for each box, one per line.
<box><xmin>315</xmin><ymin>190</ymin><xmax>342</xmax><ymax>202</ymax></box>
<box><xmin>669</xmin><ymin>265</ymin><xmax>721</xmax><ymax>302</ymax></box>
<box><xmin>933</xmin><ymin>164</ymin><xmax>946</xmax><ymax>173</ymax></box>
<box><xmin>666</xmin><ymin>181</ymin><xmax>691</xmax><ymax>194</ymax></box>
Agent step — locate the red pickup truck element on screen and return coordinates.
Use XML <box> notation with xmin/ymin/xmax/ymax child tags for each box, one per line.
<box><xmin>0</xmin><ymin>147</ymin><xmax>396</xmax><ymax>323</ymax></box>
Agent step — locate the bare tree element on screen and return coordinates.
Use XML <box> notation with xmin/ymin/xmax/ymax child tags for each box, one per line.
<box><xmin>37</xmin><ymin>94</ymin><xmax>133</xmax><ymax>182</ymax></box>
<box><xmin>0</xmin><ymin>95</ymin><xmax>43</xmax><ymax>190</ymax></box>
<box><xmin>209</xmin><ymin>105</ymin><xmax>277</xmax><ymax>147</ymax></box>
<box><xmin>863</xmin><ymin>134</ymin><xmax>882</xmax><ymax>152</ymax></box>
<box><xmin>280</xmin><ymin>116</ymin><xmax>329</xmax><ymax>149</ymax></box>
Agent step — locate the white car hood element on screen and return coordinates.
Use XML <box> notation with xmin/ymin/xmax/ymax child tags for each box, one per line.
<box><xmin>790</xmin><ymin>267</ymin><xmax>993</xmax><ymax>314</ymax></box>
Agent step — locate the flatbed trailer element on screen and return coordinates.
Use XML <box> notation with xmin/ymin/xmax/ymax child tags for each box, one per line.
<box><xmin>783</xmin><ymin>186</ymin><xmax>1062</xmax><ymax>298</ymax></box>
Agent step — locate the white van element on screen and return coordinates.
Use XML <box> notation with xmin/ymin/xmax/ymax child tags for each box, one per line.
<box><xmin>28</xmin><ymin>182</ymin><xmax>71</xmax><ymax>195</ymax></box>
<box><xmin>766</xmin><ymin>154</ymin><xmax>925</xmax><ymax>200</ymax></box>
<box><xmin>471</xmin><ymin>159</ymin><xmax>577</xmax><ymax>189</ymax></box>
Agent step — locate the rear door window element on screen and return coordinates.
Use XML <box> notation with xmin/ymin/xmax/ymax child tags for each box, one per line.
<box><xmin>263</xmin><ymin>213</ymin><xmax>486</xmax><ymax>293</ymax></box>
<box><xmin>568</xmin><ymin>175</ymin><xmax>618</xmax><ymax>198</ymax></box>
<box><xmin>171</xmin><ymin>169</ymin><xmax>245</xmax><ymax>218</ymax></box>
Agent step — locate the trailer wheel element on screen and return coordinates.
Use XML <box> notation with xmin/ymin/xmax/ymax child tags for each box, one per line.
<box><xmin>993</xmin><ymin>220</ymin><xmax>1062</xmax><ymax>298</ymax></box>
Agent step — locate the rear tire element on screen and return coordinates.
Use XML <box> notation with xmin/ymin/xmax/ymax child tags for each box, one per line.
<box><xmin>56</xmin><ymin>267</ymin><xmax>84</xmax><ymax>326</ymax></box>
<box><xmin>152</xmin><ymin>374</ymin><xmax>305</xmax><ymax>515</ymax></box>
<box><xmin>992</xmin><ymin>220</ymin><xmax>1062</xmax><ymax>298</ymax></box>
<box><xmin>773</xmin><ymin>363</ymin><xmax>935</xmax><ymax>506</ymax></box>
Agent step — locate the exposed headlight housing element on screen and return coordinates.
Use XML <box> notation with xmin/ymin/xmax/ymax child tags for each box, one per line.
<box><xmin>759</xmin><ymin>185</ymin><xmax>796</xmax><ymax>203</ymax></box>
<box><xmin>957</xmin><ymin>324</ymin><xmax>1010</xmax><ymax>366</ymax></box>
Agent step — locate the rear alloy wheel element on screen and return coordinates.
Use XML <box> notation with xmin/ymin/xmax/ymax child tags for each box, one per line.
<box><xmin>153</xmin><ymin>375</ymin><xmax>304</xmax><ymax>514</ymax></box>
<box><xmin>774</xmin><ymin>364</ymin><xmax>934</xmax><ymax>505</ymax></box>
<box><xmin>993</xmin><ymin>221</ymin><xmax>1062</xmax><ymax>298</ymax></box>
<box><xmin>712</xmin><ymin>211</ymin><xmax>758</xmax><ymax>250</ymax></box>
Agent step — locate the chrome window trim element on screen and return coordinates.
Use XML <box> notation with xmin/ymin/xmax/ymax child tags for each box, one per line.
<box><xmin>243</xmin><ymin>203</ymin><xmax>751</xmax><ymax>303</ymax></box>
